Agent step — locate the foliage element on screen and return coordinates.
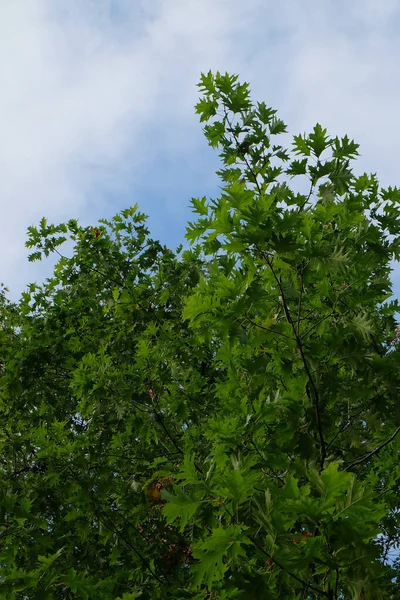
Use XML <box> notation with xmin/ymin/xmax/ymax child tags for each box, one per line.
<box><xmin>1</xmin><ymin>71</ymin><xmax>400</xmax><ymax>598</ymax></box>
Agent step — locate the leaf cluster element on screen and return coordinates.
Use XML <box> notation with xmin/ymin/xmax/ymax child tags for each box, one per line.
<box><xmin>1</xmin><ymin>71</ymin><xmax>400</xmax><ymax>598</ymax></box>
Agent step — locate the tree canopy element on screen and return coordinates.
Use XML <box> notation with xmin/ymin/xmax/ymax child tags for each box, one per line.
<box><xmin>1</xmin><ymin>71</ymin><xmax>400</xmax><ymax>599</ymax></box>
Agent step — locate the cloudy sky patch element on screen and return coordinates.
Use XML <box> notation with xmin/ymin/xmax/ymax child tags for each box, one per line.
<box><xmin>1</xmin><ymin>0</ymin><xmax>399</xmax><ymax>296</ymax></box>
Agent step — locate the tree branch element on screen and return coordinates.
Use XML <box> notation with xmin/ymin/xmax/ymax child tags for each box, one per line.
<box><xmin>249</xmin><ymin>536</ymin><xmax>329</xmax><ymax>597</ymax></box>
<box><xmin>297</xmin><ymin>264</ymin><xmax>305</xmax><ymax>336</ymax></box>
<box><xmin>345</xmin><ymin>425</ymin><xmax>400</xmax><ymax>471</ymax></box>
<box><xmin>245</xmin><ymin>315</ymin><xmax>292</xmax><ymax>340</ymax></box>
<box><xmin>257</xmin><ymin>246</ymin><xmax>327</xmax><ymax>469</ymax></box>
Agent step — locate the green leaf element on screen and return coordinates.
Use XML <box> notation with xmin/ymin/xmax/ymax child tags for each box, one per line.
<box><xmin>62</xmin><ymin>568</ymin><xmax>92</xmax><ymax>598</ymax></box>
<box><xmin>195</xmin><ymin>98</ymin><xmax>218</xmax><ymax>122</ymax></box>
<box><xmin>284</xmin><ymin>474</ymin><xmax>300</xmax><ymax>499</ymax></box>
<box><xmin>192</xmin><ymin>525</ymin><xmax>251</xmax><ymax>589</ymax></box>
<box><xmin>162</xmin><ymin>486</ymin><xmax>202</xmax><ymax>531</ymax></box>
<box><xmin>293</xmin><ymin>133</ymin><xmax>311</xmax><ymax>156</ymax></box>
<box><xmin>352</xmin><ymin>312</ymin><xmax>375</xmax><ymax>341</ymax></box>
<box><xmin>2</xmin><ymin>68</ymin><xmax>399</xmax><ymax>599</ymax></box>
<box><xmin>19</xmin><ymin>496</ymin><xmax>34</xmax><ymax>515</ymax></box>
<box><xmin>198</xmin><ymin>70</ymin><xmax>216</xmax><ymax>94</ymax></box>
<box><xmin>286</xmin><ymin>158</ymin><xmax>308</xmax><ymax>176</ymax></box>
<box><xmin>257</xmin><ymin>102</ymin><xmax>277</xmax><ymax>125</ymax></box>
<box><xmin>320</xmin><ymin>463</ymin><xmax>352</xmax><ymax>499</ymax></box>
<box><xmin>37</xmin><ymin>548</ymin><xmax>64</xmax><ymax>572</ymax></box>
<box><xmin>308</xmin><ymin>123</ymin><xmax>330</xmax><ymax>158</ymax></box>
<box><xmin>204</xmin><ymin>122</ymin><xmax>226</xmax><ymax>148</ymax></box>
<box><xmin>269</xmin><ymin>118</ymin><xmax>287</xmax><ymax>135</ymax></box>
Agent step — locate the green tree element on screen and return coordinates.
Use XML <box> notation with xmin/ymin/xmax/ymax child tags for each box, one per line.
<box><xmin>1</xmin><ymin>71</ymin><xmax>400</xmax><ymax>598</ymax></box>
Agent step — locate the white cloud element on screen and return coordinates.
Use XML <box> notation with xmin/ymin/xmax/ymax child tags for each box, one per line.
<box><xmin>0</xmin><ymin>0</ymin><xmax>242</xmax><ymax>292</ymax></box>
<box><xmin>284</xmin><ymin>1</ymin><xmax>400</xmax><ymax>167</ymax></box>
<box><xmin>0</xmin><ymin>0</ymin><xmax>399</xmax><ymax>296</ymax></box>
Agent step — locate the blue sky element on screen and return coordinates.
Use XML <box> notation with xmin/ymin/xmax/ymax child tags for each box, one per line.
<box><xmin>1</xmin><ymin>0</ymin><xmax>400</xmax><ymax>298</ymax></box>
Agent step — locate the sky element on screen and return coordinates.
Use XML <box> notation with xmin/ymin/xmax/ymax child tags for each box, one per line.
<box><xmin>1</xmin><ymin>0</ymin><xmax>400</xmax><ymax>298</ymax></box>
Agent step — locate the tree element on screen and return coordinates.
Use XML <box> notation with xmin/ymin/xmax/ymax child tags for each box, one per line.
<box><xmin>1</xmin><ymin>71</ymin><xmax>400</xmax><ymax>598</ymax></box>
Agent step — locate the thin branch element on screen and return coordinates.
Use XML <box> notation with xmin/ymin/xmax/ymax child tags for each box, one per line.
<box><xmin>54</xmin><ymin>247</ymin><xmax>123</xmax><ymax>288</ymax></box>
<box><xmin>301</xmin><ymin>311</ymin><xmax>336</xmax><ymax>341</ymax></box>
<box><xmin>297</xmin><ymin>265</ymin><xmax>305</xmax><ymax>336</ymax></box>
<box><xmin>245</xmin><ymin>315</ymin><xmax>292</xmax><ymax>340</ymax></box>
<box><xmin>306</xmin><ymin>176</ymin><xmax>316</xmax><ymax>204</ymax></box>
<box><xmin>249</xmin><ymin>536</ymin><xmax>329</xmax><ymax>597</ymax></box>
<box><xmin>250</xmin><ymin>441</ymin><xmax>286</xmax><ymax>485</ymax></box>
<box><xmin>149</xmin><ymin>386</ymin><xmax>203</xmax><ymax>475</ymax></box>
<box><xmin>334</xmin><ymin>567</ymin><xmax>340</xmax><ymax>600</ymax></box>
<box><xmin>215</xmin><ymin>468</ymin><xmax>328</xmax><ymax>597</ymax></box>
<box><xmin>326</xmin><ymin>392</ymin><xmax>384</xmax><ymax>452</ymax></box>
<box><xmin>345</xmin><ymin>425</ymin><xmax>400</xmax><ymax>471</ymax></box>
<box><xmin>153</xmin><ymin>409</ymin><xmax>184</xmax><ymax>457</ymax></box>
<box><xmin>257</xmin><ymin>246</ymin><xmax>327</xmax><ymax>469</ymax></box>
<box><xmin>224</xmin><ymin>109</ymin><xmax>263</xmax><ymax>197</ymax></box>
<box><xmin>65</xmin><ymin>465</ymin><xmax>167</xmax><ymax>586</ymax></box>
